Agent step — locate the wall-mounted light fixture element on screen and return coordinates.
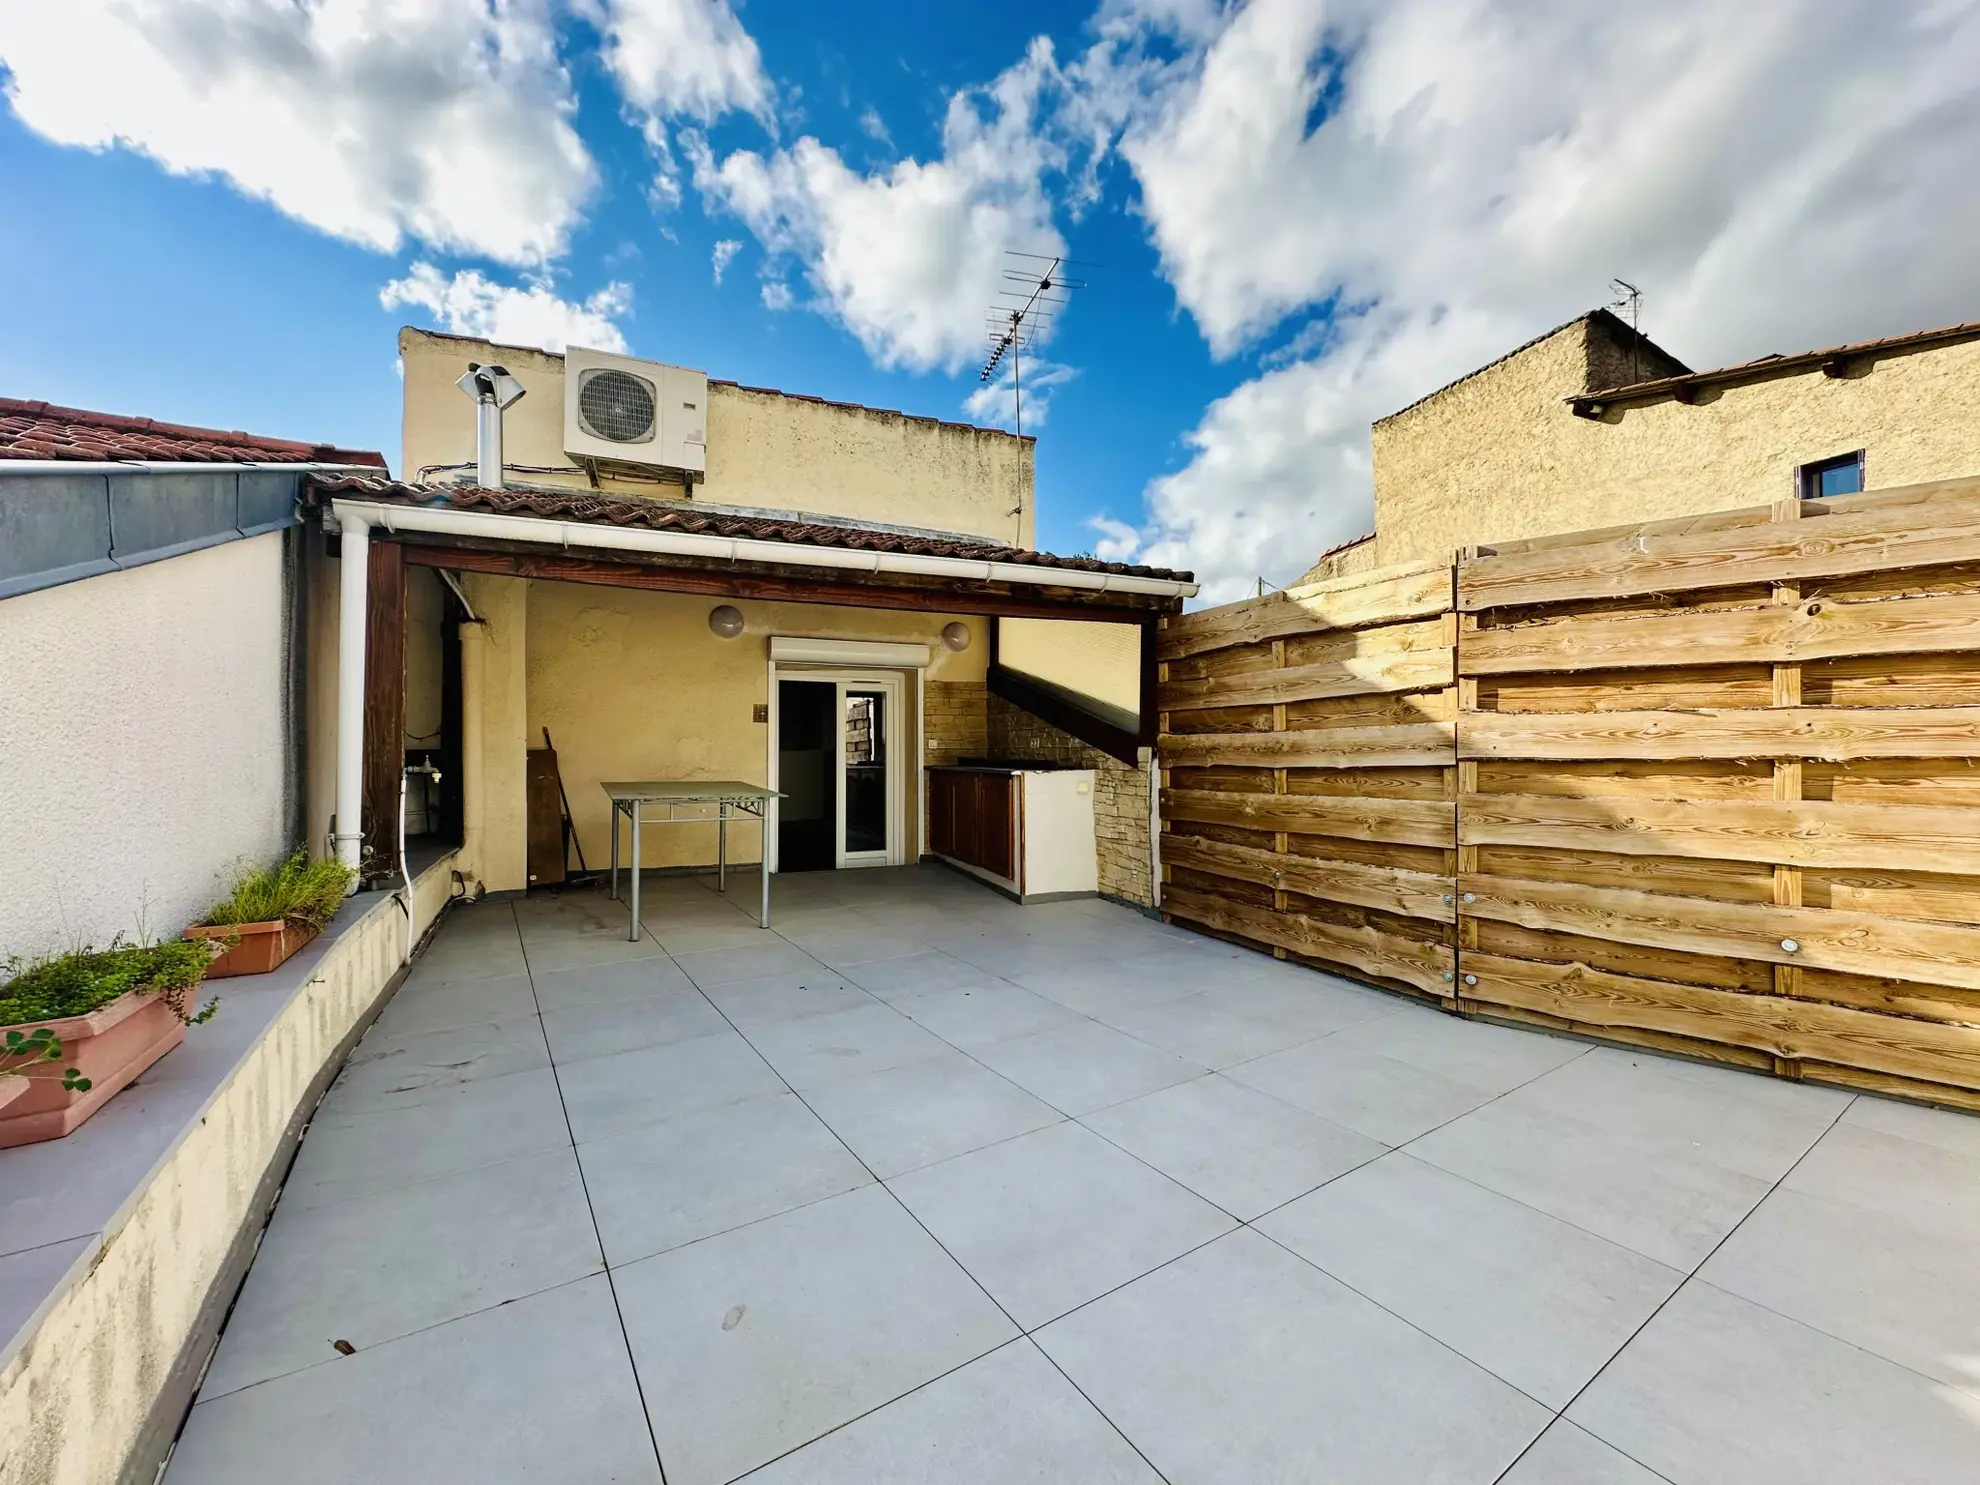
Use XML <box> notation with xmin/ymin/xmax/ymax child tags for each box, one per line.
<box><xmin>941</xmin><ymin>621</ymin><xmax>971</xmax><ymax>652</ymax></box>
<box><xmin>708</xmin><ymin>604</ymin><xmax>745</xmax><ymax>639</ymax></box>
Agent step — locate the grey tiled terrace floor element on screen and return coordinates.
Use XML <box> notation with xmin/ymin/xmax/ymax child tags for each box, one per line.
<box><xmin>166</xmin><ymin>866</ymin><xmax>1980</xmax><ymax>1484</ymax></box>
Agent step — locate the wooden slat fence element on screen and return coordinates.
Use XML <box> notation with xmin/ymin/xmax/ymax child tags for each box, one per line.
<box><xmin>1157</xmin><ymin>476</ymin><xmax>1980</xmax><ymax>1112</ymax></box>
<box><xmin>1156</xmin><ymin>560</ymin><xmax>1459</xmax><ymax>1002</ymax></box>
<box><xmin>1454</xmin><ymin>478</ymin><xmax>1980</xmax><ymax>1112</ymax></box>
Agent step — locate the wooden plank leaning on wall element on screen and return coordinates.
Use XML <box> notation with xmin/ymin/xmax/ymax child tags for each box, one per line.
<box><xmin>1156</xmin><ymin>559</ymin><xmax>1459</xmax><ymax>1003</ymax></box>
<box><xmin>1453</xmin><ymin>474</ymin><xmax>1980</xmax><ymax>1111</ymax></box>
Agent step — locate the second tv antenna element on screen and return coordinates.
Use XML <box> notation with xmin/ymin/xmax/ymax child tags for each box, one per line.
<box><xmin>979</xmin><ymin>250</ymin><xmax>1088</xmax><ymax>439</ymax></box>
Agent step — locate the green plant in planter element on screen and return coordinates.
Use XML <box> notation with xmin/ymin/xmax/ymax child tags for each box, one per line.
<box><xmin>0</xmin><ymin>938</ymin><xmax>221</xmax><ymax>1031</ymax></box>
<box><xmin>202</xmin><ymin>852</ymin><xmax>356</xmax><ymax>932</ymax></box>
<box><xmin>0</xmin><ymin>1026</ymin><xmax>89</xmax><ymax>1093</ymax></box>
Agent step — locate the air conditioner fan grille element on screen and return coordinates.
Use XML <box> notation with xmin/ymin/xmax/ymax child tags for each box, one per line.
<box><xmin>578</xmin><ymin>369</ymin><xmax>656</xmax><ymax>443</ymax></box>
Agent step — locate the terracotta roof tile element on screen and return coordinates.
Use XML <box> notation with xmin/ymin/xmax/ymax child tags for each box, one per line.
<box><xmin>1570</xmin><ymin>316</ymin><xmax>1980</xmax><ymax>410</ymax></box>
<box><xmin>304</xmin><ymin>475</ymin><xmax>1193</xmax><ymax>584</ymax></box>
<box><xmin>0</xmin><ymin>398</ymin><xmax>387</xmax><ymax>466</ymax></box>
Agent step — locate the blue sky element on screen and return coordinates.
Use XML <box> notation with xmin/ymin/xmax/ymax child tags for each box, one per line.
<box><xmin>4</xmin><ymin>2</ymin><xmax>1979</xmax><ymax>601</ymax></box>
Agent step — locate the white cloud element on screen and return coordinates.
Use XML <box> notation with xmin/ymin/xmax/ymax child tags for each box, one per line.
<box><xmin>691</xmin><ymin>38</ymin><xmax>1071</xmax><ymax>372</ymax></box>
<box><xmin>1087</xmin><ymin>514</ymin><xmax>1140</xmax><ymax>563</ymax></box>
<box><xmin>962</xmin><ymin>357</ymin><xmax>1076</xmax><ymax>432</ymax></box>
<box><xmin>1090</xmin><ymin>0</ymin><xmax>1980</xmax><ymax>602</ymax></box>
<box><xmin>380</xmin><ymin>263</ymin><xmax>632</xmax><ymax>353</ymax></box>
<box><xmin>760</xmin><ymin>280</ymin><xmax>793</xmax><ymax>311</ymax></box>
<box><xmin>711</xmin><ymin>238</ymin><xmax>742</xmax><ymax>283</ymax></box>
<box><xmin>584</xmin><ymin>0</ymin><xmax>769</xmax><ymax>122</ymax></box>
<box><xmin>858</xmin><ymin>106</ymin><xmax>891</xmax><ymax>145</ymax></box>
<box><xmin>0</xmin><ymin>0</ymin><xmax>595</xmax><ymax>266</ymax></box>
<box><xmin>581</xmin><ymin>0</ymin><xmax>773</xmax><ymax>203</ymax></box>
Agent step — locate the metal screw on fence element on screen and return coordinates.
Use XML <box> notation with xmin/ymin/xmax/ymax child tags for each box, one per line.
<box><xmin>1462</xmin><ymin>892</ymin><xmax>1476</xmax><ymax>903</ymax></box>
<box><xmin>1463</xmin><ymin>974</ymin><xmax>1478</xmax><ymax>986</ymax></box>
<box><xmin>1442</xmin><ymin>971</ymin><xmax>1454</xmax><ymax>982</ymax></box>
<box><xmin>1780</xmin><ymin>938</ymin><xmax>1800</xmax><ymax>953</ymax></box>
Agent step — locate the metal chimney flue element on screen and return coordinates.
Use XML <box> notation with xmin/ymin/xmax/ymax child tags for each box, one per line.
<box><xmin>455</xmin><ymin>362</ymin><xmax>526</xmax><ymax>489</ymax></box>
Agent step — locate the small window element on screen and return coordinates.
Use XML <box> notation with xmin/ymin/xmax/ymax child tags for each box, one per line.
<box><xmin>1799</xmin><ymin>451</ymin><xmax>1864</xmax><ymax>499</ymax></box>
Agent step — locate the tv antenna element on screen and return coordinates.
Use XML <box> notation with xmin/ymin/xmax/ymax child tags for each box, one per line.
<box><xmin>980</xmin><ymin>250</ymin><xmax>1089</xmax><ymax>440</ymax></box>
<box><xmin>1609</xmin><ymin>277</ymin><xmax>1643</xmax><ymax>383</ymax></box>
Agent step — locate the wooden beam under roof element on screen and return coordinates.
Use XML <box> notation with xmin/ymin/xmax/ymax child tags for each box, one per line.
<box><xmin>392</xmin><ymin>536</ymin><xmax>1181</xmax><ymax>621</ymax></box>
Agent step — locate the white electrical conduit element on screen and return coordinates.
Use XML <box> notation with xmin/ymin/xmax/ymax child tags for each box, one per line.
<box><xmin>399</xmin><ymin>763</ymin><xmax>442</xmax><ymax>962</ymax></box>
<box><xmin>327</xmin><ymin>498</ymin><xmax>1199</xmax><ymax>600</ymax></box>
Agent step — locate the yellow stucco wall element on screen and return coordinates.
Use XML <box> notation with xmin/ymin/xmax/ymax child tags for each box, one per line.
<box><xmin>460</xmin><ymin>574</ymin><xmax>529</xmax><ymax>894</ymax></box>
<box><xmin>523</xmin><ymin>583</ymin><xmax>986</xmax><ymax>870</ymax></box>
<box><xmin>404</xmin><ymin>565</ymin><xmax>445</xmax><ymax>753</ymax></box>
<box><xmin>1373</xmin><ymin>325</ymin><xmax>1980</xmax><ymax>564</ymax></box>
<box><xmin>998</xmin><ymin>618</ymin><xmax>1141</xmax><ymax>718</ymax></box>
<box><xmin>398</xmin><ymin>329</ymin><xmax>1035</xmax><ymax>547</ymax></box>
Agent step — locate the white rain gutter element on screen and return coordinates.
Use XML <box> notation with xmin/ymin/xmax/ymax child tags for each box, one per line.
<box><xmin>325</xmin><ymin>498</ymin><xmax>1198</xmax><ymax>599</ymax></box>
<box><xmin>325</xmin><ymin>496</ymin><xmax>1194</xmax><ymax>892</ymax></box>
<box><xmin>0</xmin><ymin>460</ymin><xmax>386</xmax><ymax>475</ymax></box>
<box><xmin>332</xmin><ymin>513</ymin><xmax>370</xmax><ymax>878</ymax></box>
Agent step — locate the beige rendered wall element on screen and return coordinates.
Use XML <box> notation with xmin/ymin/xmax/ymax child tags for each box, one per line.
<box><xmin>399</xmin><ymin>329</ymin><xmax>1035</xmax><ymax>547</ymax></box>
<box><xmin>404</xmin><ymin>565</ymin><xmax>446</xmax><ymax>753</ymax></box>
<box><xmin>998</xmin><ymin>618</ymin><xmax>1141</xmax><ymax>720</ymax></box>
<box><xmin>459</xmin><ymin>574</ymin><xmax>529</xmax><ymax>894</ymax></box>
<box><xmin>1373</xmin><ymin>331</ymin><xmax>1980</xmax><ymax>564</ymax></box>
<box><xmin>0</xmin><ymin>535</ymin><xmax>293</xmax><ymax>962</ymax></box>
<box><xmin>522</xmin><ymin>583</ymin><xmax>986</xmax><ymax>871</ymax></box>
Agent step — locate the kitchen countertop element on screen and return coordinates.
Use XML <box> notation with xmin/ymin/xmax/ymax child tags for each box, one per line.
<box><xmin>926</xmin><ymin>760</ymin><xmax>1076</xmax><ymax>774</ymax></box>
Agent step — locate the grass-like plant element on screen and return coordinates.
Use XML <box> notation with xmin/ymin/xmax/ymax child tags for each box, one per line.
<box><xmin>0</xmin><ymin>938</ymin><xmax>220</xmax><ymax>1030</ymax></box>
<box><xmin>202</xmin><ymin>852</ymin><xmax>356</xmax><ymax>932</ymax></box>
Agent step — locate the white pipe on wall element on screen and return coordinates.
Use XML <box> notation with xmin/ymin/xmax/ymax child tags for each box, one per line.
<box><xmin>333</xmin><ymin>511</ymin><xmax>370</xmax><ymax>881</ymax></box>
<box><xmin>459</xmin><ymin>613</ymin><xmax>487</xmax><ymax>887</ymax></box>
<box><xmin>328</xmin><ymin>498</ymin><xmax>1199</xmax><ymax>600</ymax></box>
<box><xmin>475</xmin><ymin>397</ymin><xmax>503</xmax><ymax>490</ymax></box>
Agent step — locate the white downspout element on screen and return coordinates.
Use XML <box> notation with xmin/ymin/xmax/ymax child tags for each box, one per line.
<box><xmin>333</xmin><ymin>511</ymin><xmax>370</xmax><ymax>882</ymax></box>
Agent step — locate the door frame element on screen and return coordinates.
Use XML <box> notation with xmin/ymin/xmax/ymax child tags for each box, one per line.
<box><xmin>767</xmin><ymin>665</ymin><xmax>910</xmax><ymax>872</ymax></box>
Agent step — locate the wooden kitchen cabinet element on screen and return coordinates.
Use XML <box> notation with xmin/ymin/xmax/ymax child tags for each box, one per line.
<box><xmin>925</xmin><ymin>765</ymin><xmax>1095</xmax><ymax>901</ymax></box>
<box><xmin>927</xmin><ymin>767</ymin><xmax>1013</xmax><ymax>879</ymax></box>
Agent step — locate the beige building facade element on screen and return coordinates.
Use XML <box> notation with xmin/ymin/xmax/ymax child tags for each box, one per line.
<box><xmin>399</xmin><ymin>328</ymin><xmax>1035</xmax><ymax>548</ymax></box>
<box><xmin>1305</xmin><ymin>311</ymin><xmax>1980</xmax><ymax>579</ymax></box>
<box><xmin>387</xmin><ymin>329</ymin><xmax>1175</xmax><ymax>907</ymax></box>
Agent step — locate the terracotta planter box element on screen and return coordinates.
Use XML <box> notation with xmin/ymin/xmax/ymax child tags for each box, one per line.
<box><xmin>0</xmin><ymin>991</ymin><xmax>185</xmax><ymax>1148</ymax></box>
<box><xmin>186</xmin><ymin>919</ymin><xmax>318</xmax><ymax>978</ymax></box>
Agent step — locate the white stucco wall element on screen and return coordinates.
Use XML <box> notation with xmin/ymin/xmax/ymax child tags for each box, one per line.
<box><xmin>0</xmin><ymin>535</ymin><xmax>292</xmax><ymax>962</ymax></box>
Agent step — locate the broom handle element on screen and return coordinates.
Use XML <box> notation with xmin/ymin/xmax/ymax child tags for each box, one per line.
<box><xmin>542</xmin><ymin>728</ymin><xmax>589</xmax><ymax>873</ymax></box>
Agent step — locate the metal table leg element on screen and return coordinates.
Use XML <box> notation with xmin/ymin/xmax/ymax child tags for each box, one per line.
<box><xmin>760</xmin><ymin>811</ymin><xmax>771</xmax><ymax>928</ymax></box>
<box><xmin>718</xmin><ymin>805</ymin><xmax>728</xmax><ymax>893</ymax></box>
<box><xmin>628</xmin><ymin>799</ymin><xmax>642</xmax><ymax>941</ymax></box>
<box><xmin>610</xmin><ymin>802</ymin><xmax>620</xmax><ymax>901</ymax></box>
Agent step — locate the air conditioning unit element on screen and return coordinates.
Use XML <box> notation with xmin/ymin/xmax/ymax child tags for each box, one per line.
<box><xmin>563</xmin><ymin>346</ymin><xmax>708</xmax><ymax>477</ymax></box>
